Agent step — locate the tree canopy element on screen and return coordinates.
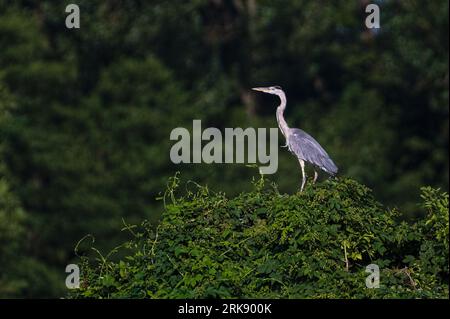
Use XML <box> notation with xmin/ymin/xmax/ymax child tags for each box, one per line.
<box><xmin>0</xmin><ymin>1</ymin><xmax>448</xmax><ymax>297</ymax></box>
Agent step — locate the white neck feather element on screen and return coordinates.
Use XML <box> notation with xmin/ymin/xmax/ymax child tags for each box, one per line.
<box><xmin>275</xmin><ymin>91</ymin><xmax>290</xmax><ymax>138</ymax></box>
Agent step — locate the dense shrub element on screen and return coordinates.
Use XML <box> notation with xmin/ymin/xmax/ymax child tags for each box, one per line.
<box><xmin>72</xmin><ymin>176</ymin><xmax>449</xmax><ymax>298</ymax></box>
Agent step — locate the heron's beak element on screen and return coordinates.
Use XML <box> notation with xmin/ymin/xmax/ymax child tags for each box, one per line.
<box><xmin>252</xmin><ymin>87</ymin><xmax>271</xmax><ymax>93</ymax></box>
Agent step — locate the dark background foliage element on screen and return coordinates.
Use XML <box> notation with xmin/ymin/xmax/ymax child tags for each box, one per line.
<box><xmin>0</xmin><ymin>1</ymin><xmax>448</xmax><ymax>297</ymax></box>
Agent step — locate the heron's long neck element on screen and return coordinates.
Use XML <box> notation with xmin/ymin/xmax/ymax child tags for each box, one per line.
<box><xmin>276</xmin><ymin>92</ymin><xmax>290</xmax><ymax>138</ymax></box>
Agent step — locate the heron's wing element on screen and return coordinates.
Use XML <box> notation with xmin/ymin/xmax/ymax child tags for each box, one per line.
<box><xmin>288</xmin><ymin>128</ymin><xmax>338</xmax><ymax>175</ymax></box>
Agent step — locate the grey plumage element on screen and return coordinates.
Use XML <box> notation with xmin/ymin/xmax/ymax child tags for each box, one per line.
<box><xmin>288</xmin><ymin>128</ymin><xmax>338</xmax><ymax>175</ymax></box>
<box><xmin>252</xmin><ymin>85</ymin><xmax>338</xmax><ymax>191</ymax></box>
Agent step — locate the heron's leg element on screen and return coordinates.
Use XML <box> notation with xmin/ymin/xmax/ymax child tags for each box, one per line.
<box><xmin>299</xmin><ymin>159</ymin><xmax>306</xmax><ymax>192</ymax></box>
<box><xmin>313</xmin><ymin>170</ymin><xmax>318</xmax><ymax>184</ymax></box>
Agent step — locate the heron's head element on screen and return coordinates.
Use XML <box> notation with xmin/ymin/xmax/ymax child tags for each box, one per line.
<box><xmin>252</xmin><ymin>85</ymin><xmax>284</xmax><ymax>95</ymax></box>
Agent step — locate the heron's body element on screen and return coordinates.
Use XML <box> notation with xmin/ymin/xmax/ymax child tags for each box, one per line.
<box><xmin>252</xmin><ymin>85</ymin><xmax>338</xmax><ymax>191</ymax></box>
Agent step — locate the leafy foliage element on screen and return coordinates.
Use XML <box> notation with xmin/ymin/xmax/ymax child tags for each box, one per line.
<box><xmin>71</xmin><ymin>176</ymin><xmax>449</xmax><ymax>298</ymax></box>
<box><xmin>0</xmin><ymin>1</ymin><xmax>447</xmax><ymax>297</ymax></box>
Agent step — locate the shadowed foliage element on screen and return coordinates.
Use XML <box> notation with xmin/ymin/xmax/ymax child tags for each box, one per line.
<box><xmin>0</xmin><ymin>1</ymin><xmax>448</xmax><ymax>297</ymax></box>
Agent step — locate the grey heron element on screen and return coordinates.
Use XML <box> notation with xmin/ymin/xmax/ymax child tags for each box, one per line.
<box><xmin>252</xmin><ymin>86</ymin><xmax>338</xmax><ymax>191</ymax></box>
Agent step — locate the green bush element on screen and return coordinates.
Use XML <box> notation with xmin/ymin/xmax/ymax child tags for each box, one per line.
<box><xmin>71</xmin><ymin>175</ymin><xmax>449</xmax><ymax>299</ymax></box>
